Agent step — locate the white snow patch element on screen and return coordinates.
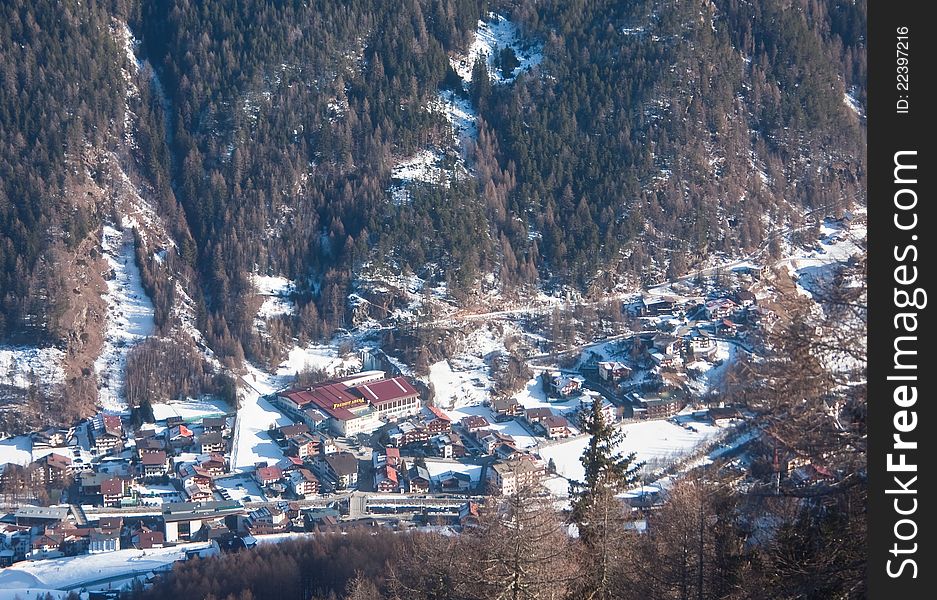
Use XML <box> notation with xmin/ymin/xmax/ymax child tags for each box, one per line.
<box><xmin>843</xmin><ymin>89</ymin><xmax>865</xmax><ymax>118</ymax></box>
<box><xmin>0</xmin><ymin>542</ymin><xmax>215</xmax><ymax>591</ymax></box>
<box><xmin>0</xmin><ymin>435</ymin><xmax>32</xmax><ymax>467</ymax></box>
<box><xmin>452</xmin><ymin>13</ymin><xmax>543</xmax><ymax>84</ymax></box>
<box><xmin>540</xmin><ymin>418</ymin><xmax>725</xmax><ymax>485</ymax></box>
<box><xmin>0</xmin><ymin>346</ymin><xmax>65</xmax><ymax>392</ymax></box>
<box><xmin>94</xmin><ymin>224</ymin><xmax>156</xmax><ymax>412</ymax></box>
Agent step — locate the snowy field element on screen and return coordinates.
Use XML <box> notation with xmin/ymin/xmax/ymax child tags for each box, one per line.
<box><xmin>252</xmin><ymin>273</ymin><xmax>295</xmax><ymax>321</ymax></box>
<box><xmin>231</xmin><ymin>347</ymin><xmax>361</xmax><ymax>471</ymax></box>
<box><xmin>539</xmin><ymin>416</ymin><xmax>726</xmax><ymax>485</ymax></box>
<box><xmin>0</xmin><ymin>435</ymin><xmax>32</xmax><ymax>466</ymax></box>
<box><xmin>513</xmin><ymin>376</ymin><xmax>581</xmax><ymax>413</ymax></box>
<box><xmin>94</xmin><ymin>223</ymin><xmax>156</xmax><ymax>412</ymax></box>
<box><xmin>150</xmin><ymin>397</ymin><xmax>232</xmax><ymax>423</ymax></box>
<box><xmin>426</xmin><ymin>325</ymin><xmax>507</xmax><ymax>410</ymax></box>
<box><xmin>0</xmin><ymin>346</ymin><xmax>65</xmax><ymax>392</ymax></box>
<box><xmin>451</xmin><ymin>13</ymin><xmax>543</xmax><ymax>84</ymax></box>
<box><xmin>0</xmin><ymin>542</ymin><xmax>213</xmax><ymax>591</ymax></box>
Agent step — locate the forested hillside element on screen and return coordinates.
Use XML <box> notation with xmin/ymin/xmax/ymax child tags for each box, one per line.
<box><xmin>0</xmin><ymin>0</ymin><xmax>866</xmax><ymax>425</ymax></box>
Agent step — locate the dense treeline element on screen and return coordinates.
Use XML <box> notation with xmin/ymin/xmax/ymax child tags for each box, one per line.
<box><xmin>2</xmin><ymin>0</ymin><xmax>866</xmax><ymax>371</ymax></box>
<box><xmin>0</xmin><ymin>0</ymin><xmax>129</xmax><ymax>342</ymax></box>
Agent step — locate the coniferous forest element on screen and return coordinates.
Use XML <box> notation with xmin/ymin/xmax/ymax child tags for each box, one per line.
<box><xmin>2</xmin><ymin>0</ymin><xmax>864</xmax><ymax>353</ymax></box>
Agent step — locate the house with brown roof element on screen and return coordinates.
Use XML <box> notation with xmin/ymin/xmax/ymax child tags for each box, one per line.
<box><xmin>36</xmin><ymin>453</ymin><xmax>72</xmax><ymax>486</ymax></box>
<box><xmin>323</xmin><ymin>452</ymin><xmax>358</xmax><ymax>489</ymax></box>
<box><xmin>423</xmin><ymin>406</ymin><xmax>452</xmax><ymax>433</ymax></box>
<box><xmin>487</xmin><ymin>457</ymin><xmax>545</xmax><ymax>496</ymax></box>
<box><xmin>542</xmin><ymin>415</ymin><xmax>573</xmax><ymax>439</ymax></box>
<box><xmin>254</xmin><ymin>465</ymin><xmax>284</xmax><ymax>487</ymax></box>
<box><xmin>460</xmin><ymin>414</ymin><xmax>490</xmax><ymax>433</ymax></box>
<box><xmin>288</xmin><ymin>432</ymin><xmax>320</xmax><ymax>459</ymax></box>
<box><xmin>289</xmin><ymin>468</ymin><xmax>320</xmax><ymax>497</ymax></box>
<box><xmin>491</xmin><ymin>398</ymin><xmax>523</xmax><ymax>420</ymax></box>
<box><xmin>101</xmin><ymin>478</ymin><xmax>127</xmax><ymax>508</ymax></box>
<box><xmin>140</xmin><ymin>451</ymin><xmax>169</xmax><ymax>477</ymax></box>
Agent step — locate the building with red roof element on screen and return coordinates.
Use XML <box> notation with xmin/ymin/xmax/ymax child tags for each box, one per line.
<box><xmin>352</xmin><ymin>376</ymin><xmax>421</xmax><ymax>420</ymax></box>
<box><xmin>275</xmin><ymin>374</ymin><xmax>421</xmax><ymax>435</ymax></box>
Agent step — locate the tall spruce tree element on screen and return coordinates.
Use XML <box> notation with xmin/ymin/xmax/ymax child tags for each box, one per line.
<box><xmin>570</xmin><ymin>397</ymin><xmax>643</xmax><ymax>599</ymax></box>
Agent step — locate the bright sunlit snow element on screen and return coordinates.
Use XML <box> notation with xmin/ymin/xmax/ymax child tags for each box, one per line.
<box><xmin>94</xmin><ymin>224</ymin><xmax>156</xmax><ymax>412</ymax></box>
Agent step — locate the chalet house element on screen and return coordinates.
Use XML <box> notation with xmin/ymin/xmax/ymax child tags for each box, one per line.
<box><xmin>639</xmin><ymin>397</ymin><xmax>684</xmax><ymax>420</ymax></box>
<box><xmin>30</xmin><ymin>529</ymin><xmax>65</xmax><ymax>557</ymax></box>
<box><xmin>31</xmin><ymin>428</ymin><xmax>67</xmax><ymax>449</ymax></box>
<box><xmin>477</xmin><ymin>430</ymin><xmax>516</xmax><ymax>455</ymax></box>
<box><xmin>649</xmin><ymin>351</ymin><xmax>679</xmax><ymax>369</ymax></box>
<box><xmin>88</xmin><ymin>529</ymin><xmax>119</xmax><ymax>554</ymax></box>
<box><xmin>408</xmin><ymin>466</ymin><xmax>431</xmax><ymax>493</ymax></box>
<box><xmin>323</xmin><ymin>452</ymin><xmax>359</xmax><ymax>488</ymax></box>
<box><xmin>92</xmin><ymin>415</ymin><xmax>124</xmax><ymax>455</ymax></box>
<box><xmin>705</xmin><ymin>298</ymin><xmax>738</xmax><ymax>320</ymax></box>
<box><xmin>254</xmin><ymin>465</ymin><xmax>284</xmax><ymax>487</ymax></box>
<box><xmin>198</xmin><ymin>453</ymin><xmax>227</xmax><ymax>477</ymax></box>
<box><xmin>494</xmin><ymin>443</ymin><xmax>520</xmax><ymax>460</ymax></box>
<box><xmin>289</xmin><ymin>468</ymin><xmax>319</xmax><ymax>497</ymax></box>
<box><xmin>544</xmin><ymin>371</ymin><xmax>584</xmax><ymax>398</ymax></box>
<box><xmin>201</xmin><ymin>416</ymin><xmax>228</xmax><ymax>433</ymax></box>
<box><xmin>278</xmin><ymin>455</ymin><xmax>307</xmax><ymax>473</ymax></box>
<box><xmin>101</xmin><ymin>477</ymin><xmax>126</xmax><ymax>508</ymax></box>
<box><xmin>375</xmin><ymin>465</ymin><xmax>400</xmax><ymax>493</ymax></box>
<box><xmin>131</xmin><ymin>527</ymin><xmax>165</xmax><ymax>549</ymax></box>
<box><xmin>524</xmin><ymin>407</ymin><xmax>553</xmax><ymax>425</ymax></box>
<box><xmin>184</xmin><ymin>480</ymin><xmax>214</xmax><ymax>503</ymax></box>
<box><xmin>735</xmin><ymin>289</ymin><xmax>757</xmax><ymax>308</ymax></box>
<box><xmin>78</xmin><ymin>471</ymin><xmax>110</xmax><ymax>496</ymax></box>
<box><xmin>136</xmin><ymin>436</ymin><xmax>167</xmax><ymax>458</ymax></box>
<box><xmin>487</xmin><ymin>457</ymin><xmax>545</xmax><ymax>496</ymax></box>
<box><xmin>397</xmin><ymin>421</ymin><xmax>430</xmax><ymax>446</ymax></box>
<box><xmin>447</xmin><ymin>432</ymin><xmax>467</xmax><ymax>458</ymax></box>
<box><xmin>438</xmin><ymin>471</ymin><xmax>472</xmax><ymax>493</ymax></box>
<box><xmin>278</xmin><ymin>423</ymin><xmax>310</xmax><ymax>441</ymax></box>
<box><xmin>491</xmin><ymin>397</ymin><xmax>523</xmax><ymax>420</ymax></box>
<box><xmin>541</xmin><ymin>415</ymin><xmax>573</xmax><ymax>439</ymax></box>
<box><xmin>165</xmin><ymin>425</ymin><xmax>195</xmax><ymax>452</ymax></box>
<box><xmin>423</xmin><ymin>406</ymin><xmax>452</xmax><ymax>433</ymax></box>
<box><xmin>247</xmin><ymin>506</ymin><xmax>289</xmax><ymax>534</ymax></box>
<box><xmin>37</xmin><ymin>453</ymin><xmax>72</xmax><ymax>485</ymax></box>
<box><xmin>716</xmin><ymin>319</ymin><xmax>737</xmax><ymax>336</ymax></box>
<box><xmin>288</xmin><ymin>433</ymin><xmax>320</xmax><ymax>459</ymax></box>
<box><xmin>651</xmin><ymin>334</ymin><xmax>682</xmax><ymax>358</ymax></box>
<box><xmin>195</xmin><ymin>431</ymin><xmax>225</xmax><ymax>454</ymax></box>
<box><xmin>641</xmin><ymin>296</ymin><xmax>677</xmax><ymax>316</ymax></box>
<box><xmin>141</xmin><ymin>451</ymin><xmax>169</xmax><ymax>477</ymax></box>
<box><xmin>430</xmin><ymin>434</ymin><xmax>454</xmax><ymax>459</ymax></box>
<box><xmin>597</xmin><ymin>361</ymin><xmax>632</xmax><ymax>383</ymax></box>
<box><xmin>319</xmin><ymin>434</ymin><xmax>338</xmax><ymax>455</ymax></box>
<box><xmin>686</xmin><ymin>330</ymin><xmax>717</xmax><ymax>358</ymax></box>
<box><xmin>460</xmin><ymin>414</ymin><xmax>491</xmax><ymax>434</ymax></box>
<box><xmin>302</xmin><ymin>407</ymin><xmax>329</xmax><ymax>431</ymax></box>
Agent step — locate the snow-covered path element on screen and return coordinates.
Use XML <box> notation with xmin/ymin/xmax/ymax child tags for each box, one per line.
<box><xmin>94</xmin><ymin>224</ymin><xmax>156</xmax><ymax>412</ymax></box>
